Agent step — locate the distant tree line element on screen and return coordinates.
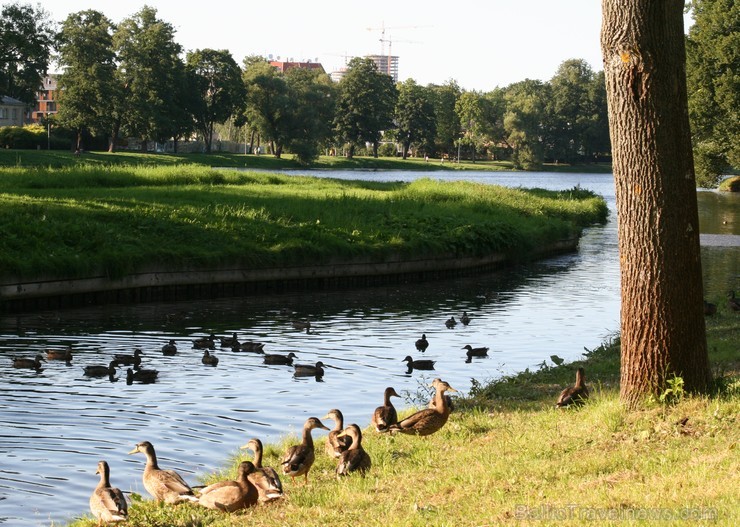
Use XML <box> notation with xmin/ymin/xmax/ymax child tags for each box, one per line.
<box><xmin>0</xmin><ymin>2</ymin><xmax>734</xmax><ymax>178</ymax></box>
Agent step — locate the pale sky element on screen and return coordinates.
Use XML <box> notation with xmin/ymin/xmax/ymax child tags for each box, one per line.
<box><xmin>43</xmin><ymin>1</ymin><xmax>692</xmax><ymax>91</ymax></box>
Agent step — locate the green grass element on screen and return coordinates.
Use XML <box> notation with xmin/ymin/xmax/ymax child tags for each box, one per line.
<box><xmin>63</xmin><ymin>308</ymin><xmax>739</xmax><ymax>527</ymax></box>
<box><xmin>0</xmin><ymin>148</ymin><xmax>613</xmax><ymax>173</ymax></box>
<box><xmin>0</xmin><ymin>165</ymin><xmax>607</xmax><ymax>281</ymax></box>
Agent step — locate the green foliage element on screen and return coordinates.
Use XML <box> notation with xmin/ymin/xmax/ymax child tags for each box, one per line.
<box><xmin>395</xmin><ymin>79</ymin><xmax>436</xmax><ymax>159</ymax></box>
<box><xmin>659</xmin><ymin>375</ymin><xmax>686</xmax><ymax>405</ymax></box>
<box><xmin>686</xmin><ymin>0</ymin><xmax>740</xmax><ymax>187</ymax></box>
<box><xmin>0</xmin><ymin>125</ymin><xmax>46</xmax><ymax>149</ymax></box>
<box><xmin>0</xmin><ymin>2</ymin><xmax>54</xmax><ymax>105</ymax></box>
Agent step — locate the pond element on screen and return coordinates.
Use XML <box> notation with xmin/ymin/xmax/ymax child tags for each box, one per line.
<box><xmin>0</xmin><ymin>171</ymin><xmax>736</xmax><ymax>526</ymax></box>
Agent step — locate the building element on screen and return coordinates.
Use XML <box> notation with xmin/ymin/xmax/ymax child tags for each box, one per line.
<box><xmin>32</xmin><ymin>75</ymin><xmax>59</xmax><ymax>123</ymax></box>
<box><xmin>0</xmin><ymin>95</ymin><xmax>26</xmax><ymax>127</ymax></box>
<box><xmin>329</xmin><ymin>67</ymin><xmax>348</xmax><ymax>83</ymax></box>
<box><xmin>366</xmin><ymin>54</ymin><xmax>399</xmax><ymax>82</ymax></box>
<box><xmin>269</xmin><ymin>61</ymin><xmax>325</xmax><ymax>74</ymax></box>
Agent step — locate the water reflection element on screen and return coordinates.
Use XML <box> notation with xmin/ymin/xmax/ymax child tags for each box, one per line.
<box><xmin>0</xmin><ymin>172</ymin><xmax>736</xmax><ymax>526</ymax></box>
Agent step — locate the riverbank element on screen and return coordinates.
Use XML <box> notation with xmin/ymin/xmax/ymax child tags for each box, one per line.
<box><xmin>63</xmin><ymin>308</ymin><xmax>739</xmax><ymax>527</ymax></box>
<box><xmin>0</xmin><ymin>148</ymin><xmax>614</xmax><ymax>173</ymax></box>
<box><xmin>0</xmin><ymin>165</ymin><xmax>607</xmax><ymax>312</ymax></box>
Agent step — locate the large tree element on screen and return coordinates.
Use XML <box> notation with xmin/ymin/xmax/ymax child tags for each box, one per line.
<box><xmin>601</xmin><ymin>0</ymin><xmax>710</xmax><ymax>408</ymax></box>
<box><xmin>503</xmin><ymin>79</ymin><xmax>549</xmax><ymax>170</ymax></box>
<box><xmin>686</xmin><ymin>0</ymin><xmax>739</xmax><ymax>186</ymax></box>
<box><xmin>0</xmin><ymin>2</ymin><xmax>54</xmax><ymax>105</ymax></box>
<box><xmin>333</xmin><ymin>57</ymin><xmax>397</xmax><ymax>158</ymax></box>
<box><xmin>186</xmin><ymin>48</ymin><xmax>245</xmax><ymax>153</ymax></box>
<box><xmin>113</xmin><ymin>6</ymin><xmax>184</xmax><ymax>151</ymax></box>
<box><xmin>429</xmin><ymin>80</ymin><xmax>462</xmax><ymax>156</ymax></box>
<box><xmin>395</xmin><ymin>79</ymin><xmax>436</xmax><ymax>159</ymax></box>
<box><xmin>242</xmin><ymin>59</ymin><xmax>290</xmax><ymax>157</ymax></box>
<box><xmin>55</xmin><ymin>9</ymin><xmax>119</xmax><ymax>151</ymax></box>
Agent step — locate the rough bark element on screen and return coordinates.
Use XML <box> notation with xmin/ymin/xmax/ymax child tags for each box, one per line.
<box><xmin>601</xmin><ymin>0</ymin><xmax>711</xmax><ymax>408</ymax></box>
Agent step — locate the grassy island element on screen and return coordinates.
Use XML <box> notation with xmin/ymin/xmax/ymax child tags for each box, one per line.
<box><xmin>0</xmin><ymin>163</ymin><xmax>606</xmax><ymax>285</ymax></box>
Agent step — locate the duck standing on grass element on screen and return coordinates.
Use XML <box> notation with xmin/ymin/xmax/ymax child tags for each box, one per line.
<box><xmin>90</xmin><ymin>460</ymin><xmax>127</xmax><ymax>525</ymax></box>
<box><xmin>240</xmin><ymin>438</ymin><xmax>284</xmax><ymax>502</ymax></box>
<box><xmin>336</xmin><ymin>424</ymin><xmax>371</xmax><ymax>478</ymax></box>
<box><xmin>389</xmin><ymin>379</ymin><xmax>457</xmax><ymax>436</ymax></box>
<box><xmin>728</xmin><ymin>291</ymin><xmax>740</xmax><ymax>312</ymax></box>
<box><xmin>555</xmin><ymin>367</ymin><xmax>589</xmax><ymax>408</ymax></box>
<box><xmin>281</xmin><ymin>417</ymin><xmax>329</xmax><ymax>484</ymax></box>
<box><xmin>371</xmin><ymin>387</ymin><xmax>400</xmax><ymax>432</ymax></box>
<box><xmin>128</xmin><ymin>441</ymin><xmax>198</xmax><ymax>504</ymax></box>
<box><xmin>323</xmin><ymin>409</ymin><xmax>351</xmax><ymax>458</ymax></box>
<box><xmin>197</xmin><ymin>461</ymin><xmax>258</xmax><ymax>512</ymax></box>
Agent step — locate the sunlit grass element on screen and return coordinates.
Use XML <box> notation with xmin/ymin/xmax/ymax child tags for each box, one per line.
<box><xmin>0</xmin><ymin>166</ymin><xmax>607</xmax><ymax>281</ymax></box>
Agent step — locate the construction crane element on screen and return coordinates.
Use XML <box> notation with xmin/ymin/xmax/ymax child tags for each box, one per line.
<box><xmin>366</xmin><ymin>23</ymin><xmax>426</xmax><ymax>79</ymax></box>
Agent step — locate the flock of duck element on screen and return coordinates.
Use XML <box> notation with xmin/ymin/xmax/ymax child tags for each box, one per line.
<box><xmin>9</xmin><ymin>311</ymin><xmax>592</xmax><ymax>525</ymax></box>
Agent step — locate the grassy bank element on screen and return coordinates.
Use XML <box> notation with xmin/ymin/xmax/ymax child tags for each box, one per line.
<box><xmin>0</xmin><ymin>165</ymin><xmax>607</xmax><ymax>282</ymax></box>
<box><xmin>0</xmin><ymin>148</ymin><xmax>613</xmax><ymax>173</ymax></box>
<box><xmin>63</xmin><ymin>302</ymin><xmax>739</xmax><ymax>526</ymax></box>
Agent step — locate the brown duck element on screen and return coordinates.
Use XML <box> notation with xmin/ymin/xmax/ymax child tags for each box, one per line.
<box><xmin>197</xmin><ymin>461</ymin><xmax>259</xmax><ymax>512</ymax></box>
<box><xmin>555</xmin><ymin>367</ymin><xmax>589</xmax><ymax>407</ymax></box>
<box><xmin>128</xmin><ymin>441</ymin><xmax>198</xmax><ymax>504</ymax></box>
<box><xmin>89</xmin><ymin>460</ymin><xmax>128</xmax><ymax>525</ymax></box>
<box><xmin>371</xmin><ymin>386</ymin><xmax>400</xmax><ymax>432</ymax></box>
<box><xmin>12</xmin><ymin>354</ymin><xmax>45</xmax><ymax>370</ymax></box>
<box><xmin>335</xmin><ymin>424</ymin><xmax>371</xmax><ymax>478</ymax></box>
<box><xmin>389</xmin><ymin>379</ymin><xmax>457</xmax><ymax>436</ymax></box>
<box><xmin>322</xmin><ymin>409</ymin><xmax>351</xmax><ymax>458</ymax></box>
<box><xmin>240</xmin><ymin>438</ymin><xmax>284</xmax><ymax>502</ymax></box>
<box><xmin>281</xmin><ymin>417</ymin><xmax>329</xmax><ymax>484</ymax></box>
<box><xmin>46</xmin><ymin>346</ymin><xmax>73</xmax><ymax>364</ymax></box>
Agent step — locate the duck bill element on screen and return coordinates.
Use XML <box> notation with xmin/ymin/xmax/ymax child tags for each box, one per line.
<box><xmin>127</xmin><ymin>446</ymin><xmax>140</xmax><ymax>455</ymax></box>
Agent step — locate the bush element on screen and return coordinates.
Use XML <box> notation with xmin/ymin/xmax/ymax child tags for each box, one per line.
<box><xmin>0</xmin><ymin>126</ymin><xmax>45</xmax><ymax>149</ymax></box>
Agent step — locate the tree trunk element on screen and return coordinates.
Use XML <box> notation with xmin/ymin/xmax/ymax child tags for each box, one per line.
<box><xmin>249</xmin><ymin>129</ymin><xmax>256</xmax><ymax>154</ymax></box>
<box><xmin>346</xmin><ymin>143</ymin><xmax>355</xmax><ymax>159</ymax></box>
<box><xmin>601</xmin><ymin>0</ymin><xmax>710</xmax><ymax>408</ymax></box>
<box><xmin>140</xmin><ymin>139</ymin><xmax>147</xmax><ymax>153</ymax></box>
<box><xmin>372</xmin><ymin>141</ymin><xmax>379</xmax><ymax>158</ymax></box>
<box><xmin>108</xmin><ymin>119</ymin><xmax>121</xmax><ymax>153</ymax></box>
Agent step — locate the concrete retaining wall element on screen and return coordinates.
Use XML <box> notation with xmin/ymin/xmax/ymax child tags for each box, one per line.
<box><xmin>0</xmin><ymin>238</ymin><xmax>578</xmax><ymax>312</ymax></box>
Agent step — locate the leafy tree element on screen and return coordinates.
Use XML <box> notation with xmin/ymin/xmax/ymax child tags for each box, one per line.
<box><xmin>602</xmin><ymin>0</ymin><xmax>710</xmax><ymax>408</ymax></box>
<box><xmin>483</xmin><ymin>87</ymin><xmax>510</xmax><ymax>159</ymax></box>
<box><xmin>429</xmin><ymin>80</ymin><xmax>461</xmax><ymax>156</ymax></box>
<box><xmin>55</xmin><ymin>9</ymin><xmax>119</xmax><ymax>151</ymax></box>
<box><xmin>0</xmin><ymin>2</ymin><xmax>54</xmax><ymax>105</ymax></box>
<box><xmin>503</xmin><ymin>79</ymin><xmax>549</xmax><ymax>170</ymax></box>
<box><xmin>242</xmin><ymin>59</ymin><xmax>290</xmax><ymax>157</ymax></box>
<box><xmin>686</xmin><ymin>0</ymin><xmax>739</xmax><ymax>186</ymax></box>
<box><xmin>547</xmin><ymin>59</ymin><xmax>595</xmax><ymax>164</ymax></box>
<box><xmin>186</xmin><ymin>48</ymin><xmax>246</xmax><ymax>153</ymax></box>
<box><xmin>455</xmin><ymin>90</ymin><xmax>494</xmax><ymax>162</ymax></box>
<box><xmin>333</xmin><ymin>57</ymin><xmax>397</xmax><ymax>158</ymax></box>
<box><xmin>284</xmin><ymin>67</ymin><xmax>336</xmax><ymax>164</ymax></box>
<box><xmin>395</xmin><ymin>79</ymin><xmax>436</xmax><ymax>159</ymax></box>
<box><xmin>582</xmin><ymin>70</ymin><xmax>611</xmax><ymax>160</ymax></box>
<box><xmin>113</xmin><ymin>6</ymin><xmax>184</xmax><ymax>151</ymax></box>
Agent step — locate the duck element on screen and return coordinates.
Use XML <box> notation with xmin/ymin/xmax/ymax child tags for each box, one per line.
<box><xmin>90</xmin><ymin>460</ymin><xmax>128</xmax><ymax>525</ymax></box>
<box><xmin>335</xmin><ymin>424</ymin><xmax>371</xmax><ymax>478</ymax></box>
<box><xmin>161</xmin><ymin>340</ymin><xmax>177</xmax><ymax>356</ymax></box>
<box><xmin>294</xmin><ymin>361</ymin><xmax>325</xmax><ymax>377</ymax></box>
<box><xmin>240</xmin><ymin>438</ymin><xmax>284</xmax><ymax>502</ymax></box>
<box><xmin>113</xmin><ymin>348</ymin><xmax>143</xmax><ymax>368</ymax></box>
<box><xmin>201</xmin><ymin>350</ymin><xmax>219</xmax><ymax>366</ymax></box>
<box><xmin>728</xmin><ymin>291</ymin><xmax>740</xmax><ymax>312</ymax></box>
<box><xmin>371</xmin><ymin>386</ymin><xmax>400</xmax><ymax>432</ymax></box>
<box><xmin>128</xmin><ymin>441</ymin><xmax>198</xmax><ymax>504</ymax></box>
<box><xmin>220</xmin><ymin>332</ymin><xmax>239</xmax><ymax>348</ymax></box>
<box><xmin>46</xmin><ymin>346</ymin><xmax>73</xmax><ymax>364</ymax></box>
<box><xmin>445</xmin><ymin>316</ymin><xmax>457</xmax><ymax>329</ymax></box>
<box><xmin>236</xmin><ymin>341</ymin><xmax>265</xmax><ymax>353</ymax></box>
<box><xmin>415</xmin><ymin>334</ymin><xmax>429</xmax><ymax>353</ymax></box>
<box><xmin>322</xmin><ymin>409</ymin><xmax>351</xmax><ymax>458</ymax></box>
<box><xmin>291</xmin><ymin>319</ymin><xmax>311</xmax><ymax>332</ymax></box>
<box><xmin>428</xmin><ymin>378</ymin><xmax>455</xmax><ymax>412</ymax></box>
<box><xmin>126</xmin><ymin>367</ymin><xmax>158</xmax><ymax>384</ymax></box>
<box><xmin>12</xmin><ymin>354</ymin><xmax>45</xmax><ymax>370</ymax></box>
<box><xmin>193</xmin><ymin>333</ymin><xmax>216</xmax><ymax>349</ymax></box>
<box><xmin>281</xmin><ymin>417</ymin><xmax>329</xmax><ymax>484</ymax></box>
<box><xmin>263</xmin><ymin>352</ymin><xmax>297</xmax><ymax>365</ymax></box>
<box><xmin>460</xmin><ymin>311</ymin><xmax>471</xmax><ymax>325</ymax></box>
<box><xmin>463</xmin><ymin>344</ymin><xmax>489</xmax><ymax>358</ymax></box>
<box><xmin>197</xmin><ymin>461</ymin><xmax>258</xmax><ymax>512</ymax></box>
<box><xmin>389</xmin><ymin>379</ymin><xmax>457</xmax><ymax>436</ymax></box>
<box><xmin>402</xmin><ymin>355</ymin><xmax>435</xmax><ymax>370</ymax></box>
<box><xmin>555</xmin><ymin>367</ymin><xmax>589</xmax><ymax>408</ymax></box>
<box><xmin>703</xmin><ymin>300</ymin><xmax>717</xmax><ymax>316</ymax></box>
<box><xmin>84</xmin><ymin>360</ymin><xmax>118</xmax><ymax>377</ymax></box>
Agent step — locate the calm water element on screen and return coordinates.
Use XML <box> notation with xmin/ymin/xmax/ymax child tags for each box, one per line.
<box><xmin>0</xmin><ymin>171</ymin><xmax>736</xmax><ymax>526</ymax></box>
